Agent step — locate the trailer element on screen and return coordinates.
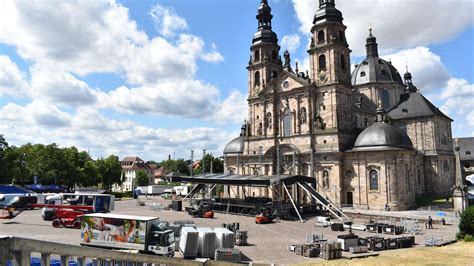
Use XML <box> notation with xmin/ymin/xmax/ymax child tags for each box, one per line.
<box><xmin>81</xmin><ymin>213</ymin><xmax>175</xmax><ymax>257</ymax></box>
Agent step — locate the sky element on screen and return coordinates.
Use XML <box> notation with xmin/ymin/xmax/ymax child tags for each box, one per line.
<box><xmin>0</xmin><ymin>0</ymin><xmax>473</xmax><ymax>162</ymax></box>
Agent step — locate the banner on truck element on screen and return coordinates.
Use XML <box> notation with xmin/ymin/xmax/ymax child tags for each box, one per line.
<box><xmin>81</xmin><ymin>216</ymin><xmax>146</xmax><ymax>250</ymax></box>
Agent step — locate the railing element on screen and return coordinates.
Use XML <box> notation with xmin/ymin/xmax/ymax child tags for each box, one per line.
<box><xmin>0</xmin><ymin>236</ymin><xmax>241</xmax><ymax>266</ymax></box>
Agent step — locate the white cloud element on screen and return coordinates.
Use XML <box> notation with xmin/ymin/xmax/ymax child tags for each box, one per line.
<box><xmin>213</xmin><ymin>90</ymin><xmax>247</xmax><ymax>124</ymax></box>
<box><xmin>0</xmin><ymin>55</ymin><xmax>29</xmax><ymax>97</ymax></box>
<box><xmin>100</xmin><ymin>79</ymin><xmax>220</xmax><ymax>118</ymax></box>
<box><xmin>281</xmin><ymin>34</ymin><xmax>301</xmax><ymax>53</ymax></box>
<box><xmin>149</xmin><ymin>4</ymin><xmax>188</xmax><ymax>38</ymax></box>
<box><xmin>30</xmin><ymin>67</ymin><xmax>98</xmax><ymax>106</ymax></box>
<box><xmin>0</xmin><ymin>102</ymin><xmax>234</xmax><ymax>160</ymax></box>
<box><xmin>382</xmin><ymin>46</ymin><xmax>450</xmax><ymax>92</ymax></box>
<box><xmin>440</xmin><ymin>78</ymin><xmax>474</xmax><ymax>118</ymax></box>
<box><xmin>201</xmin><ymin>44</ymin><xmax>224</xmax><ymax>63</ymax></box>
<box><xmin>292</xmin><ymin>0</ymin><xmax>474</xmax><ymax>56</ymax></box>
<box><xmin>0</xmin><ymin>0</ymin><xmax>147</xmax><ymax>75</ymax></box>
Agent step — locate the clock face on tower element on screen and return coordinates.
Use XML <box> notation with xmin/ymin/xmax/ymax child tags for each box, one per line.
<box><xmin>318</xmin><ymin>70</ymin><xmax>328</xmax><ymax>84</ymax></box>
<box><xmin>252</xmin><ymin>86</ymin><xmax>260</xmax><ymax>96</ymax></box>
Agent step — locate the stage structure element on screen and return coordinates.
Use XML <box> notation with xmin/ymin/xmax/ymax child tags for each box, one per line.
<box><xmin>171</xmin><ymin>173</ymin><xmax>350</xmax><ymax>223</ymax></box>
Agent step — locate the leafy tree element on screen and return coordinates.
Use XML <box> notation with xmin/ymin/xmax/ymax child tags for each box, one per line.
<box><xmin>80</xmin><ymin>160</ymin><xmax>100</xmax><ymax>187</ymax></box>
<box><xmin>193</xmin><ymin>154</ymin><xmax>223</xmax><ymax>175</ymax></box>
<box><xmin>97</xmin><ymin>155</ymin><xmax>122</xmax><ymax>192</ymax></box>
<box><xmin>457</xmin><ymin>206</ymin><xmax>474</xmax><ymax>240</ymax></box>
<box><xmin>160</xmin><ymin>159</ymin><xmax>191</xmax><ymax>176</ymax></box>
<box><xmin>134</xmin><ymin>170</ymin><xmax>149</xmax><ymax>186</ymax></box>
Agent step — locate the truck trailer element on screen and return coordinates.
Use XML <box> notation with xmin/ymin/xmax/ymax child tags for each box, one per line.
<box><xmin>81</xmin><ymin>213</ymin><xmax>175</xmax><ymax>256</ymax></box>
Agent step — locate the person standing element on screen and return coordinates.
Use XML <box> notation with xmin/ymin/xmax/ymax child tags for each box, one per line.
<box><xmin>428</xmin><ymin>216</ymin><xmax>433</xmax><ymax>229</ymax></box>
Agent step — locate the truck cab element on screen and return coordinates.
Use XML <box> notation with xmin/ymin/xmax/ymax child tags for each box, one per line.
<box><xmin>148</xmin><ymin>221</ymin><xmax>175</xmax><ymax>256</ymax></box>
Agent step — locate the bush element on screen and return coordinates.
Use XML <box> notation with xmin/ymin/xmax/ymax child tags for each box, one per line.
<box><xmin>464</xmin><ymin>234</ymin><xmax>474</xmax><ymax>242</ymax></box>
<box><xmin>123</xmin><ymin>191</ymin><xmax>133</xmax><ymax>198</ymax></box>
<box><xmin>457</xmin><ymin>206</ymin><xmax>474</xmax><ymax>239</ymax></box>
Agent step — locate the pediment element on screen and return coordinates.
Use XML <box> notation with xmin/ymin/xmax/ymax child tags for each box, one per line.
<box><xmin>258</xmin><ymin>70</ymin><xmax>310</xmax><ymax>96</ymax></box>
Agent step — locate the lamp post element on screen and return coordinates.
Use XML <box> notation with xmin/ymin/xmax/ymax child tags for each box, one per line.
<box><xmin>202</xmin><ymin>149</ymin><xmax>206</xmax><ymax>176</ymax></box>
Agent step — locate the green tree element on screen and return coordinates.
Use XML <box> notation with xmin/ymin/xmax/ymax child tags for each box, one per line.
<box><xmin>193</xmin><ymin>154</ymin><xmax>223</xmax><ymax>175</ymax></box>
<box><xmin>80</xmin><ymin>160</ymin><xmax>100</xmax><ymax>187</ymax></box>
<box><xmin>457</xmin><ymin>206</ymin><xmax>474</xmax><ymax>240</ymax></box>
<box><xmin>134</xmin><ymin>170</ymin><xmax>149</xmax><ymax>186</ymax></box>
<box><xmin>160</xmin><ymin>159</ymin><xmax>191</xmax><ymax>176</ymax></box>
<box><xmin>96</xmin><ymin>155</ymin><xmax>122</xmax><ymax>192</ymax></box>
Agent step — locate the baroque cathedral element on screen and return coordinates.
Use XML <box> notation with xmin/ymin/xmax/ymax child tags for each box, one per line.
<box><xmin>223</xmin><ymin>0</ymin><xmax>455</xmax><ymax>210</ymax></box>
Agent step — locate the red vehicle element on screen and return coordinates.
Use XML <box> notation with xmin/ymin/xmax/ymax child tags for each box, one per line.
<box><xmin>51</xmin><ymin>209</ymin><xmax>85</xmax><ymax>229</ymax></box>
<box><xmin>255</xmin><ymin>207</ymin><xmax>275</xmax><ymax>224</ymax></box>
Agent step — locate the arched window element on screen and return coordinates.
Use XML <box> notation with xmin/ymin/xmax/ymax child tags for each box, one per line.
<box><xmin>369</xmin><ymin>170</ymin><xmax>378</xmax><ymax>190</ymax></box>
<box><xmin>254</xmin><ymin>71</ymin><xmax>260</xmax><ymax>86</ymax></box>
<box><xmin>254</xmin><ymin>50</ymin><xmax>260</xmax><ymax>62</ymax></box>
<box><xmin>283</xmin><ymin>108</ymin><xmax>292</xmax><ymax>136</ymax></box>
<box><xmin>381</xmin><ymin>90</ymin><xmax>390</xmax><ymax>109</ymax></box>
<box><xmin>339</xmin><ymin>31</ymin><xmax>344</xmax><ymax>42</ymax></box>
<box><xmin>341</xmin><ymin>54</ymin><xmax>346</xmax><ymax>69</ymax></box>
<box><xmin>319</xmin><ymin>54</ymin><xmax>326</xmax><ymax>70</ymax></box>
<box><xmin>272</xmin><ymin>71</ymin><xmax>278</xmax><ymax>79</ymax></box>
<box><xmin>266</xmin><ymin>112</ymin><xmax>272</xmax><ymax>129</ymax></box>
<box><xmin>272</xmin><ymin>50</ymin><xmax>277</xmax><ymax>61</ymax></box>
<box><xmin>322</xmin><ymin>170</ymin><xmax>329</xmax><ymax>188</ymax></box>
<box><xmin>317</xmin><ymin>30</ymin><xmax>325</xmax><ymax>43</ymax></box>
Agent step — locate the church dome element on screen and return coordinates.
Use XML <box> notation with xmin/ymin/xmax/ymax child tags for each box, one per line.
<box><xmin>351</xmin><ymin>31</ymin><xmax>403</xmax><ymax>86</ymax></box>
<box><xmin>223</xmin><ymin>136</ymin><xmax>245</xmax><ymax>154</ymax></box>
<box><xmin>352</xmin><ymin>107</ymin><xmax>413</xmax><ymax>151</ymax></box>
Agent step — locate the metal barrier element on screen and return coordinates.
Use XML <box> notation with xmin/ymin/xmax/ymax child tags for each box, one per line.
<box><xmin>0</xmin><ymin>236</ymin><xmax>240</xmax><ymax>266</ymax></box>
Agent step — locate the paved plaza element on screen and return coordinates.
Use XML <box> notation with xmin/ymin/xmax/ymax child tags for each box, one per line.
<box><xmin>0</xmin><ymin>197</ymin><xmax>460</xmax><ymax>264</ymax></box>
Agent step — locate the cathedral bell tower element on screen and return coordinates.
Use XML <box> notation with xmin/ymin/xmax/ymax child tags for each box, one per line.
<box><xmin>247</xmin><ymin>0</ymin><xmax>282</xmax><ymax>98</ymax></box>
<box><xmin>308</xmin><ymin>0</ymin><xmax>351</xmax><ymax>86</ymax></box>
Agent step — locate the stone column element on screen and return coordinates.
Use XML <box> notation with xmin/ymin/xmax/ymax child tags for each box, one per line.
<box><xmin>453</xmin><ymin>139</ymin><xmax>467</xmax><ymax>212</ymax></box>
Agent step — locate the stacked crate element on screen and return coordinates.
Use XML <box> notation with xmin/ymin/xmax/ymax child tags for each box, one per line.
<box><xmin>235</xmin><ymin>230</ymin><xmax>248</xmax><ymax>246</ymax></box>
<box><xmin>367</xmin><ymin>236</ymin><xmax>385</xmax><ymax>251</ymax></box>
<box><xmin>214</xmin><ymin>248</ymin><xmax>242</xmax><ymax>262</ymax></box>
<box><xmin>320</xmin><ymin>241</ymin><xmax>342</xmax><ymax>260</ymax></box>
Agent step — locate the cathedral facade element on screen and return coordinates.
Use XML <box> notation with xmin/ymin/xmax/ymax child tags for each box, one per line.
<box><xmin>223</xmin><ymin>0</ymin><xmax>455</xmax><ymax>211</ymax></box>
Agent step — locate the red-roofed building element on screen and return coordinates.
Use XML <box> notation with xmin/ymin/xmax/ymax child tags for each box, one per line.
<box><xmin>112</xmin><ymin>156</ymin><xmax>157</xmax><ymax>192</ymax></box>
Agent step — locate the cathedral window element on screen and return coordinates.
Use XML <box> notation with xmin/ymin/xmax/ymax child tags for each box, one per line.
<box><xmin>364</xmin><ymin>118</ymin><xmax>369</xmax><ymax>127</ymax></box>
<box><xmin>360</xmin><ymin>71</ymin><xmax>366</xmax><ymax>77</ymax></box>
<box><xmin>272</xmin><ymin>71</ymin><xmax>278</xmax><ymax>79</ymax></box>
<box><xmin>322</xmin><ymin>170</ymin><xmax>329</xmax><ymax>188</ymax></box>
<box><xmin>317</xmin><ymin>30</ymin><xmax>325</xmax><ymax>43</ymax></box>
<box><xmin>381</xmin><ymin>69</ymin><xmax>387</xmax><ymax>76</ymax></box>
<box><xmin>381</xmin><ymin>90</ymin><xmax>390</xmax><ymax>109</ymax></box>
<box><xmin>318</xmin><ymin>54</ymin><xmax>326</xmax><ymax>70</ymax></box>
<box><xmin>266</xmin><ymin>112</ymin><xmax>272</xmax><ymax>129</ymax></box>
<box><xmin>369</xmin><ymin>170</ymin><xmax>379</xmax><ymax>190</ymax></box>
<box><xmin>254</xmin><ymin>71</ymin><xmax>261</xmax><ymax>86</ymax></box>
<box><xmin>283</xmin><ymin>108</ymin><xmax>292</xmax><ymax>136</ymax></box>
<box><xmin>254</xmin><ymin>50</ymin><xmax>260</xmax><ymax>62</ymax></box>
<box><xmin>340</xmin><ymin>54</ymin><xmax>346</xmax><ymax>69</ymax></box>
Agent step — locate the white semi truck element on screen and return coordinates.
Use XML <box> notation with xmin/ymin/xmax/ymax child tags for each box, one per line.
<box><xmin>81</xmin><ymin>213</ymin><xmax>175</xmax><ymax>256</ymax></box>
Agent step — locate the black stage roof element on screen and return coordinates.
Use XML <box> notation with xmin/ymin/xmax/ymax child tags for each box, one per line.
<box><xmin>169</xmin><ymin>173</ymin><xmax>315</xmax><ymax>187</ymax></box>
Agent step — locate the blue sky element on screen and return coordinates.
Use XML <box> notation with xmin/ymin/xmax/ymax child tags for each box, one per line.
<box><xmin>0</xmin><ymin>0</ymin><xmax>472</xmax><ymax>161</ymax></box>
